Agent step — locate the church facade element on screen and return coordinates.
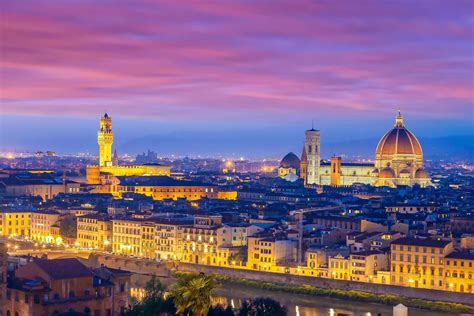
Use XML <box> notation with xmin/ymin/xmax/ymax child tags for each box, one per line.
<box><xmin>86</xmin><ymin>113</ymin><xmax>170</xmax><ymax>184</ymax></box>
<box><xmin>295</xmin><ymin>111</ymin><xmax>431</xmax><ymax>187</ymax></box>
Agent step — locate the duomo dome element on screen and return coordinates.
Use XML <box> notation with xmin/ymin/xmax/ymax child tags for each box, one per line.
<box><xmin>375</xmin><ymin>111</ymin><xmax>422</xmax><ymax>159</ymax></box>
<box><xmin>374</xmin><ymin>111</ymin><xmax>430</xmax><ymax>187</ymax></box>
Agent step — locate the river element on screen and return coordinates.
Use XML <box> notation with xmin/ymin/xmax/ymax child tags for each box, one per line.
<box><xmin>129</xmin><ymin>274</ymin><xmax>465</xmax><ymax>316</ymax></box>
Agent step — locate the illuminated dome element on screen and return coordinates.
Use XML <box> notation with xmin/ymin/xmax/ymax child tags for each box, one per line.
<box><xmin>379</xmin><ymin>167</ymin><xmax>395</xmax><ymax>178</ymax></box>
<box><xmin>375</xmin><ymin>111</ymin><xmax>422</xmax><ymax>158</ymax></box>
<box><xmin>280</xmin><ymin>152</ymin><xmax>300</xmax><ymax>169</ymax></box>
<box><xmin>415</xmin><ymin>168</ymin><xmax>429</xmax><ymax>178</ymax></box>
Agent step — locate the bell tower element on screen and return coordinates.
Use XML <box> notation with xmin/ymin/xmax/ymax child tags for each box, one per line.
<box><xmin>98</xmin><ymin>113</ymin><xmax>113</xmax><ymax>167</ymax></box>
<box><xmin>304</xmin><ymin>127</ymin><xmax>321</xmax><ymax>185</ymax></box>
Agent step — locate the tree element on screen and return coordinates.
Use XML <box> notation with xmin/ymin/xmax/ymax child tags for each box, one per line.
<box><xmin>208</xmin><ymin>305</ymin><xmax>235</xmax><ymax>316</ymax></box>
<box><xmin>239</xmin><ymin>297</ymin><xmax>287</xmax><ymax>316</ymax></box>
<box><xmin>171</xmin><ymin>273</ymin><xmax>219</xmax><ymax>316</ymax></box>
<box><xmin>125</xmin><ymin>275</ymin><xmax>175</xmax><ymax>316</ymax></box>
<box><xmin>59</xmin><ymin>214</ymin><xmax>77</xmax><ymax>238</ymax></box>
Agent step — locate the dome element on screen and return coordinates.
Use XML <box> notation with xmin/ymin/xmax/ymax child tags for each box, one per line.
<box><xmin>379</xmin><ymin>167</ymin><xmax>395</xmax><ymax>178</ymax></box>
<box><xmin>372</xmin><ymin>168</ymin><xmax>379</xmax><ymax>174</ymax></box>
<box><xmin>415</xmin><ymin>168</ymin><xmax>429</xmax><ymax>178</ymax></box>
<box><xmin>375</xmin><ymin>111</ymin><xmax>422</xmax><ymax>157</ymax></box>
<box><xmin>280</xmin><ymin>152</ymin><xmax>301</xmax><ymax>169</ymax></box>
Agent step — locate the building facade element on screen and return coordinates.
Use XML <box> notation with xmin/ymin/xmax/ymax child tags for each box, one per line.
<box><xmin>86</xmin><ymin>113</ymin><xmax>170</xmax><ymax>184</ymax></box>
<box><xmin>299</xmin><ymin>112</ymin><xmax>431</xmax><ymax>187</ymax></box>
<box><xmin>77</xmin><ymin>214</ymin><xmax>112</xmax><ymax>251</ymax></box>
<box><xmin>29</xmin><ymin>210</ymin><xmax>61</xmax><ymax>244</ymax></box>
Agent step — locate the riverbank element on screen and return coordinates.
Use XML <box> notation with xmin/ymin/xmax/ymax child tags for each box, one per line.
<box><xmin>174</xmin><ymin>271</ymin><xmax>474</xmax><ymax>314</ymax></box>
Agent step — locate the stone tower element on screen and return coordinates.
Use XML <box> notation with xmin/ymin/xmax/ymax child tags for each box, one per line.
<box><xmin>304</xmin><ymin>128</ymin><xmax>320</xmax><ymax>185</ymax></box>
<box><xmin>98</xmin><ymin>113</ymin><xmax>114</xmax><ymax>167</ymax></box>
<box><xmin>300</xmin><ymin>145</ymin><xmax>308</xmax><ymax>184</ymax></box>
<box><xmin>330</xmin><ymin>155</ymin><xmax>342</xmax><ymax>186</ymax></box>
<box><xmin>112</xmin><ymin>149</ymin><xmax>119</xmax><ymax>166</ymax></box>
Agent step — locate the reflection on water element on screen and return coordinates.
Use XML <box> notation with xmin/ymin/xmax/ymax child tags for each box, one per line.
<box><xmin>130</xmin><ymin>274</ymin><xmax>459</xmax><ymax>316</ymax></box>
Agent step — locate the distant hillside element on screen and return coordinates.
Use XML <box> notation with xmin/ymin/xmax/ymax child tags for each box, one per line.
<box><xmin>324</xmin><ymin>135</ymin><xmax>474</xmax><ymax>161</ymax></box>
<box><xmin>119</xmin><ymin>132</ymin><xmax>474</xmax><ymax>161</ymax></box>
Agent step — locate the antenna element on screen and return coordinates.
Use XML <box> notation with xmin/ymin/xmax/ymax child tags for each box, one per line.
<box><xmin>311</xmin><ymin>119</ymin><xmax>314</xmax><ymax>130</ymax></box>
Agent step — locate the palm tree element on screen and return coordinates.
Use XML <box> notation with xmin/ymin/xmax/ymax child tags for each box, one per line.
<box><xmin>171</xmin><ymin>273</ymin><xmax>219</xmax><ymax>316</ymax></box>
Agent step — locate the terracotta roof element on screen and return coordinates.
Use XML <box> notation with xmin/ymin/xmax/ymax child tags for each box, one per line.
<box><xmin>33</xmin><ymin>258</ymin><xmax>93</xmax><ymax>280</ymax></box>
<box><xmin>391</xmin><ymin>237</ymin><xmax>452</xmax><ymax>248</ymax></box>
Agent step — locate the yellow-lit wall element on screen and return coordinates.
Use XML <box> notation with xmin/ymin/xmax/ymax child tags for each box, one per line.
<box><xmin>77</xmin><ymin>217</ymin><xmax>112</xmax><ymax>250</ymax></box>
<box><xmin>117</xmin><ymin>184</ymin><xmax>217</xmax><ymax>201</ymax></box>
<box><xmin>444</xmin><ymin>256</ymin><xmax>474</xmax><ymax>293</ymax></box>
<box><xmin>30</xmin><ymin>212</ymin><xmax>61</xmax><ymax>243</ymax></box>
<box><xmin>390</xmin><ymin>242</ymin><xmax>453</xmax><ymax>290</ymax></box>
<box><xmin>0</xmin><ymin>212</ymin><xmax>31</xmax><ymax>237</ymax></box>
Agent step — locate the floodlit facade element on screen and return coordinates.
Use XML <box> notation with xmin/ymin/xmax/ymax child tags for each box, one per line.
<box><xmin>29</xmin><ymin>210</ymin><xmax>61</xmax><ymax>244</ymax></box>
<box><xmin>390</xmin><ymin>237</ymin><xmax>454</xmax><ymax>290</ymax></box>
<box><xmin>299</xmin><ymin>111</ymin><xmax>431</xmax><ymax>187</ymax></box>
<box><xmin>86</xmin><ymin>113</ymin><xmax>170</xmax><ymax>184</ymax></box>
<box><xmin>444</xmin><ymin>251</ymin><xmax>474</xmax><ymax>293</ymax></box>
<box><xmin>77</xmin><ymin>214</ymin><xmax>112</xmax><ymax>251</ymax></box>
<box><xmin>0</xmin><ymin>211</ymin><xmax>31</xmax><ymax>237</ymax></box>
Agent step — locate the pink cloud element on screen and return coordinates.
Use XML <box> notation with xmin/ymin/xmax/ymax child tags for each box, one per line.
<box><xmin>1</xmin><ymin>0</ymin><xmax>472</xmax><ymax>122</ymax></box>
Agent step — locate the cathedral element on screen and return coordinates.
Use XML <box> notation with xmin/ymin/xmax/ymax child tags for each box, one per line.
<box><xmin>86</xmin><ymin>113</ymin><xmax>170</xmax><ymax>184</ymax></box>
<box><xmin>279</xmin><ymin>111</ymin><xmax>431</xmax><ymax>188</ymax></box>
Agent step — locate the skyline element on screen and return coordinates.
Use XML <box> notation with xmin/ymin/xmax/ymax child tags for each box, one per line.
<box><xmin>1</xmin><ymin>1</ymin><xmax>473</xmax><ymax>157</ymax></box>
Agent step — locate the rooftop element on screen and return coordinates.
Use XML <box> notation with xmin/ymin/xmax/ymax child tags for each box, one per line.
<box><xmin>117</xmin><ymin>176</ymin><xmax>212</xmax><ymax>187</ymax></box>
<box><xmin>33</xmin><ymin>258</ymin><xmax>93</xmax><ymax>280</ymax></box>
<box><xmin>391</xmin><ymin>237</ymin><xmax>452</xmax><ymax>248</ymax></box>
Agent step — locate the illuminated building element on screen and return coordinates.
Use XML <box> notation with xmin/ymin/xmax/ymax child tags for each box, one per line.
<box><xmin>2</xmin><ymin>258</ymin><xmax>131</xmax><ymax>316</ymax></box>
<box><xmin>181</xmin><ymin>215</ymin><xmax>243</xmax><ymax>266</ymax></box>
<box><xmin>0</xmin><ymin>173</ymin><xmax>80</xmax><ymax>201</ymax></box>
<box><xmin>299</xmin><ymin>111</ymin><xmax>431</xmax><ymax>187</ymax></box>
<box><xmin>86</xmin><ymin>113</ymin><xmax>170</xmax><ymax>184</ymax></box>
<box><xmin>348</xmin><ymin>251</ymin><xmax>388</xmax><ymax>282</ymax></box>
<box><xmin>112</xmin><ymin>218</ymin><xmax>156</xmax><ymax>258</ymax></box>
<box><xmin>216</xmin><ymin>190</ymin><xmax>238</xmax><ymax>200</ymax></box>
<box><xmin>247</xmin><ymin>235</ymin><xmax>297</xmax><ymax>272</ymax></box>
<box><xmin>113</xmin><ymin>176</ymin><xmax>218</xmax><ymax>201</ymax></box>
<box><xmin>390</xmin><ymin>237</ymin><xmax>453</xmax><ymax>290</ymax></box>
<box><xmin>0</xmin><ymin>210</ymin><xmax>31</xmax><ymax>237</ymax></box>
<box><xmin>155</xmin><ymin>220</ymin><xmax>192</xmax><ymax>260</ymax></box>
<box><xmin>29</xmin><ymin>210</ymin><xmax>61</xmax><ymax>244</ymax></box>
<box><xmin>444</xmin><ymin>251</ymin><xmax>474</xmax><ymax>293</ymax></box>
<box><xmin>301</xmin><ymin>128</ymin><xmax>321</xmax><ymax>185</ymax></box>
<box><xmin>328</xmin><ymin>254</ymin><xmax>349</xmax><ymax>280</ymax></box>
<box><xmin>77</xmin><ymin>214</ymin><xmax>112</xmax><ymax>251</ymax></box>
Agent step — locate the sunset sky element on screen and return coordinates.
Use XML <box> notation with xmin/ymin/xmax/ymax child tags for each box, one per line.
<box><xmin>1</xmin><ymin>0</ymin><xmax>473</xmax><ymax>157</ymax></box>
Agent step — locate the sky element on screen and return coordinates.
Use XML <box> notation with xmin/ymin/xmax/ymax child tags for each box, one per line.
<box><xmin>1</xmin><ymin>0</ymin><xmax>473</xmax><ymax>158</ymax></box>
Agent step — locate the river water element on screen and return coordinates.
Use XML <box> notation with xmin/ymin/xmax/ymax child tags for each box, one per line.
<box><xmin>129</xmin><ymin>274</ymin><xmax>466</xmax><ymax>316</ymax></box>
